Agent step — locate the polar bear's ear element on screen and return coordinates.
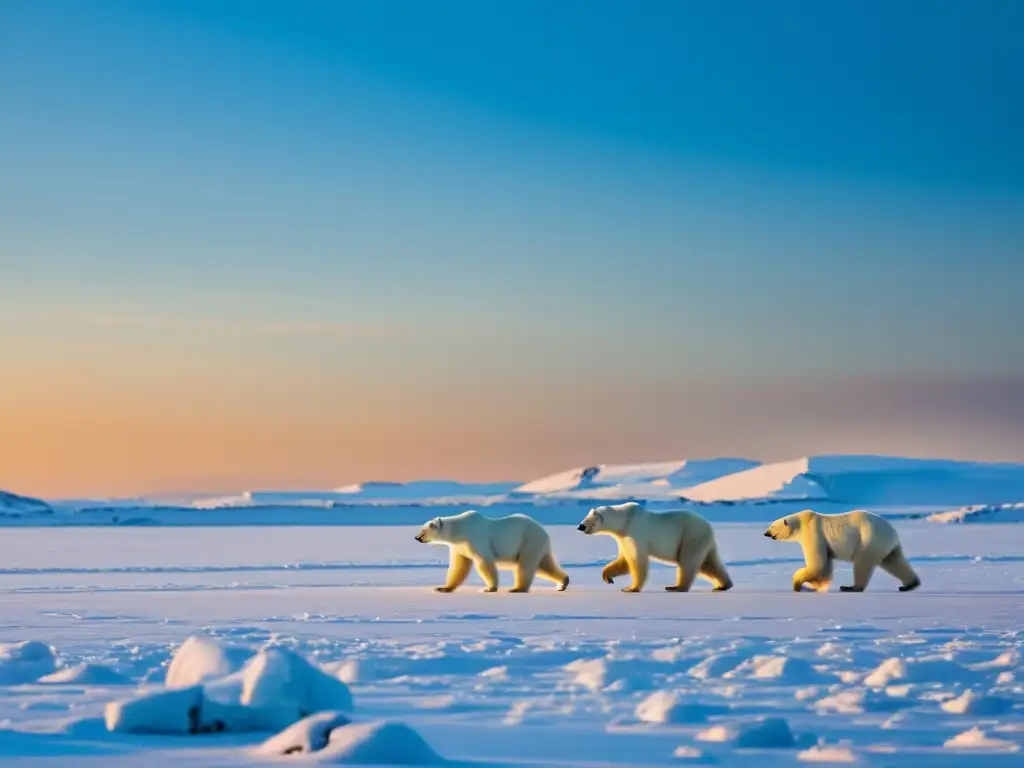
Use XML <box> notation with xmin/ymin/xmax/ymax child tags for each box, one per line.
<box><xmin>782</xmin><ymin>519</ymin><xmax>789</xmax><ymax>527</ymax></box>
<box><xmin>435</xmin><ymin>517</ymin><xmax>443</xmax><ymax>530</ymax></box>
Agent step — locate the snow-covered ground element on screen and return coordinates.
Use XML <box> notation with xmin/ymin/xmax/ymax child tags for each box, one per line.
<box><xmin>0</xmin><ymin>522</ymin><xmax>1021</xmax><ymax>766</ymax></box>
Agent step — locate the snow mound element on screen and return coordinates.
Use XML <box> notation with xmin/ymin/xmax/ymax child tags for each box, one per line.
<box><xmin>314</xmin><ymin>720</ymin><xmax>443</xmax><ymax>764</ymax></box>
<box><xmin>39</xmin><ymin>663</ymin><xmax>130</xmax><ymax>686</ymax></box>
<box><xmin>514</xmin><ymin>459</ymin><xmax>759</xmax><ymax>499</ymax></box>
<box><xmin>0</xmin><ymin>489</ymin><xmax>53</xmax><ymax>518</ymax></box>
<box><xmin>0</xmin><ymin>641</ymin><xmax>58</xmax><ymax>684</ymax></box>
<box><xmin>166</xmin><ymin>635</ymin><xmax>249</xmax><ymax>688</ymax></box>
<box><xmin>940</xmin><ymin>690</ymin><xmax>1016</xmax><ymax>716</ymax></box>
<box><xmin>696</xmin><ymin>717</ymin><xmax>804</xmax><ymax>749</ymax></box>
<box><xmin>813</xmin><ymin>688</ymin><xmax>907</xmax><ymax>715</ymax></box>
<box><xmin>107</xmin><ymin>639</ymin><xmax>353</xmax><ymax>735</ymax></box>
<box><xmin>688</xmin><ymin>652</ymin><xmax>751</xmax><ymax>680</ymax></box>
<box><xmin>258</xmin><ymin>711</ymin><xmax>352</xmax><ymax>755</ymax></box>
<box><xmin>634</xmin><ymin>691</ymin><xmax>722</xmax><ymax>724</ymax></box>
<box><xmin>928</xmin><ymin>502</ymin><xmax>1024</xmax><ymax>524</ymax></box>
<box><xmin>106</xmin><ymin>686</ymin><xmax>204</xmax><ymax>734</ymax></box>
<box><xmin>733</xmin><ymin>717</ymin><xmax>799</xmax><ymax>749</ymax></box>
<box><xmin>672</xmin><ymin>745</ymin><xmax>716</xmax><ymax>762</ymax></box>
<box><xmin>944</xmin><ymin>727</ymin><xmax>1020</xmax><ymax>751</ymax></box>
<box><xmin>864</xmin><ymin>657</ymin><xmax>976</xmax><ymax>688</ymax></box>
<box><xmin>681</xmin><ymin>455</ymin><xmax>1024</xmax><ymax>505</ymax></box>
<box><xmin>723</xmin><ymin>655</ymin><xmax>827</xmax><ymax>685</ymax></box>
<box><xmin>798</xmin><ymin>743</ymin><xmax>857</xmax><ymax>763</ymax></box>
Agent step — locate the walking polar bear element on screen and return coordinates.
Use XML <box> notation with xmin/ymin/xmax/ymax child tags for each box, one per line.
<box><xmin>414</xmin><ymin>510</ymin><xmax>569</xmax><ymax>593</ymax></box>
<box><xmin>764</xmin><ymin>509</ymin><xmax>921</xmax><ymax>593</ymax></box>
<box><xmin>577</xmin><ymin>502</ymin><xmax>733</xmax><ymax>593</ymax></box>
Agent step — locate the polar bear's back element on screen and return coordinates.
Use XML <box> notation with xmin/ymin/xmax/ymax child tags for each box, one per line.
<box><xmin>632</xmin><ymin>508</ymin><xmax>715</xmax><ymax>563</ymax></box>
<box><xmin>480</xmin><ymin>514</ymin><xmax>551</xmax><ymax>562</ymax></box>
<box><xmin>817</xmin><ymin>510</ymin><xmax>899</xmax><ymax>562</ymax></box>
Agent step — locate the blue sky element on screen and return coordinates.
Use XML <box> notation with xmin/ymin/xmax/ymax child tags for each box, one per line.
<box><xmin>1</xmin><ymin>1</ymin><xmax>1022</xmax><ymax>495</ymax></box>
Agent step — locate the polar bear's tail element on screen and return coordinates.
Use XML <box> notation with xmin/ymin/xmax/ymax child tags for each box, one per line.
<box><xmin>881</xmin><ymin>546</ymin><xmax>921</xmax><ymax>592</ymax></box>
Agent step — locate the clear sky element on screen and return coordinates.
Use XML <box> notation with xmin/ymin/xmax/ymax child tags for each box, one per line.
<box><xmin>2</xmin><ymin>1</ymin><xmax>1022</xmax><ymax>498</ymax></box>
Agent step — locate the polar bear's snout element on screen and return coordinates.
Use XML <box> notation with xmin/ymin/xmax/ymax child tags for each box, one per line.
<box><xmin>415</xmin><ymin>533</ymin><xmax>425</xmax><ymax>542</ymax></box>
<box><xmin>577</xmin><ymin>524</ymin><xmax>587</xmax><ymax>532</ymax></box>
<box><xmin>764</xmin><ymin>530</ymin><xmax>774</xmax><ymax>539</ymax></box>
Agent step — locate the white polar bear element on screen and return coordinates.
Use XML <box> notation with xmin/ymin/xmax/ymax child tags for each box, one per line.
<box><xmin>763</xmin><ymin>509</ymin><xmax>921</xmax><ymax>593</ymax></box>
<box><xmin>577</xmin><ymin>502</ymin><xmax>733</xmax><ymax>593</ymax></box>
<box><xmin>414</xmin><ymin>510</ymin><xmax>569</xmax><ymax>593</ymax></box>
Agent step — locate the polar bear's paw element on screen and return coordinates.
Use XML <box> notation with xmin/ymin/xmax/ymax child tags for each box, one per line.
<box><xmin>434</xmin><ymin>586</ymin><xmax>455</xmax><ymax>593</ymax></box>
<box><xmin>558</xmin><ymin>576</ymin><xmax>569</xmax><ymax>592</ymax></box>
<box><xmin>621</xmin><ymin>586</ymin><xmax>641</xmax><ymax>593</ymax></box>
<box><xmin>838</xmin><ymin>585</ymin><xmax>865</xmax><ymax>593</ymax></box>
<box><xmin>898</xmin><ymin>579</ymin><xmax>921</xmax><ymax>593</ymax></box>
<box><xmin>481</xmin><ymin>586</ymin><xmax>498</xmax><ymax>593</ymax></box>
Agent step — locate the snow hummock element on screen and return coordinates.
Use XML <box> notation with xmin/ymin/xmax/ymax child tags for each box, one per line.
<box><xmin>258</xmin><ymin>711</ymin><xmax>352</xmax><ymax>756</ymax></box>
<box><xmin>106</xmin><ymin>637</ymin><xmax>353</xmax><ymax>735</ymax></box>
<box><xmin>309</xmin><ymin>720</ymin><xmax>444</xmax><ymax>764</ymax></box>
<box><xmin>634</xmin><ymin>691</ymin><xmax>721</xmax><ymax>724</ymax></box>
<box><xmin>38</xmin><ymin>663</ymin><xmax>130</xmax><ymax>686</ymax></box>
<box><xmin>940</xmin><ymin>690</ymin><xmax>1016</xmax><ymax>716</ymax></box>
<box><xmin>862</xmin><ymin>656</ymin><xmax>976</xmax><ymax>688</ymax></box>
<box><xmin>0</xmin><ymin>641</ymin><xmax>58</xmax><ymax>684</ymax></box>
<box><xmin>797</xmin><ymin>743</ymin><xmax>857</xmax><ymax>763</ymax></box>
<box><xmin>695</xmin><ymin>717</ymin><xmax>804</xmax><ymax>749</ymax></box>
<box><xmin>165</xmin><ymin>635</ymin><xmax>248</xmax><ymax>688</ymax></box>
<box><xmin>944</xmin><ymin>726</ymin><xmax>1020</xmax><ymax>751</ymax></box>
<box><xmin>723</xmin><ymin>655</ymin><xmax>827</xmax><ymax>685</ymax></box>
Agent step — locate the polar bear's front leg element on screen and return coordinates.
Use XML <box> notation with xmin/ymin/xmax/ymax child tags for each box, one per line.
<box><xmin>435</xmin><ymin>553</ymin><xmax>472</xmax><ymax>593</ymax></box>
<box><xmin>601</xmin><ymin>553</ymin><xmax>629</xmax><ymax>584</ymax></box>
<box><xmin>474</xmin><ymin>557</ymin><xmax>499</xmax><ymax>592</ymax></box>
<box><xmin>621</xmin><ymin>539</ymin><xmax>648</xmax><ymax>593</ymax></box>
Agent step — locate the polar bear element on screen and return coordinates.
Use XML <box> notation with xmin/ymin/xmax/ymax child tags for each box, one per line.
<box><xmin>414</xmin><ymin>510</ymin><xmax>569</xmax><ymax>593</ymax></box>
<box><xmin>763</xmin><ymin>509</ymin><xmax>921</xmax><ymax>593</ymax></box>
<box><xmin>577</xmin><ymin>502</ymin><xmax>732</xmax><ymax>593</ymax></box>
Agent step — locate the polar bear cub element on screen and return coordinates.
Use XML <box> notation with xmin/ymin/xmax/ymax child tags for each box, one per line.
<box><xmin>415</xmin><ymin>510</ymin><xmax>569</xmax><ymax>593</ymax></box>
<box><xmin>764</xmin><ymin>509</ymin><xmax>921</xmax><ymax>593</ymax></box>
<box><xmin>577</xmin><ymin>502</ymin><xmax>733</xmax><ymax>593</ymax></box>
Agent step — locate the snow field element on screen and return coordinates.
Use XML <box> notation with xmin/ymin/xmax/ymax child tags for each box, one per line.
<box><xmin>0</xmin><ymin>523</ymin><xmax>1019</xmax><ymax>766</ymax></box>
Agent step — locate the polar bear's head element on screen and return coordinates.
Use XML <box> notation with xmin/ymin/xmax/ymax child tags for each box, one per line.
<box><xmin>764</xmin><ymin>513</ymin><xmax>802</xmax><ymax>542</ymax></box>
<box><xmin>577</xmin><ymin>502</ymin><xmax>639</xmax><ymax>535</ymax></box>
<box><xmin>414</xmin><ymin>516</ymin><xmax>447</xmax><ymax>544</ymax></box>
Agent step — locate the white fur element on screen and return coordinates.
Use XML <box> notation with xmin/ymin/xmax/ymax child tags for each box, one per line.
<box><xmin>764</xmin><ymin>509</ymin><xmax>921</xmax><ymax>593</ymax></box>
<box><xmin>577</xmin><ymin>502</ymin><xmax>732</xmax><ymax>593</ymax></box>
<box><xmin>415</xmin><ymin>511</ymin><xmax>569</xmax><ymax>593</ymax></box>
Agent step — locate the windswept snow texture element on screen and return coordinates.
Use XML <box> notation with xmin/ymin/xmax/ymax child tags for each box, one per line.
<box><xmin>0</xmin><ymin>522</ymin><xmax>1021</xmax><ymax>766</ymax></box>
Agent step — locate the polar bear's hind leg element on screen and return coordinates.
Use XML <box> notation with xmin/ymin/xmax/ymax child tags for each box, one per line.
<box><xmin>700</xmin><ymin>545</ymin><xmax>733</xmax><ymax>592</ymax></box>
<box><xmin>537</xmin><ymin>551</ymin><xmax>570</xmax><ymax>591</ymax></box>
<box><xmin>880</xmin><ymin>546</ymin><xmax>921</xmax><ymax>592</ymax></box>
<box><xmin>665</xmin><ymin>557</ymin><xmax>700</xmax><ymax>592</ymax></box>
